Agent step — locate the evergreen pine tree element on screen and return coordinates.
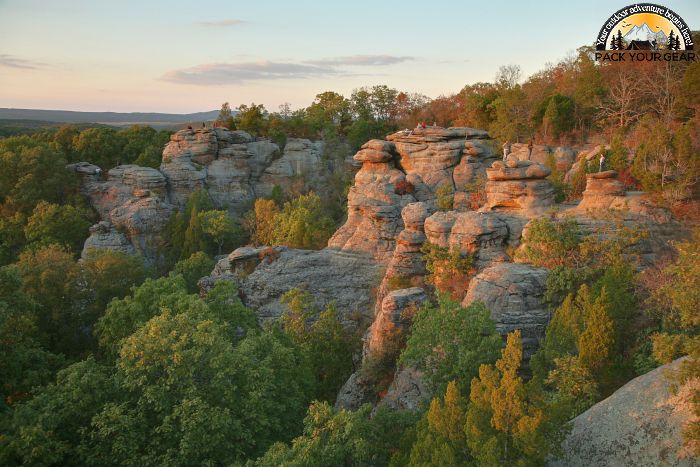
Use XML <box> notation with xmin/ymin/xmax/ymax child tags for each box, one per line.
<box><xmin>465</xmin><ymin>330</ymin><xmax>551</xmax><ymax>465</ymax></box>
<box><xmin>609</xmin><ymin>36</ymin><xmax>618</xmax><ymax>51</ymax></box>
<box><xmin>668</xmin><ymin>31</ymin><xmax>675</xmax><ymax>50</ymax></box>
<box><xmin>616</xmin><ymin>30</ymin><xmax>624</xmax><ymax>50</ymax></box>
<box><xmin>578</xmin><ymin>288</ymin><xmax>615</xmax><ymax>375</ymax></box>
<box><xmin>409</xmin><ymin>381</ymin><xmax>468</xmax><ymax>466</ymax></box>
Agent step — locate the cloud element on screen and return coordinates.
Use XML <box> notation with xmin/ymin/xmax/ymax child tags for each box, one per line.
<box><xmin>306</xmin><ymin>55</ymin><xmax>414</xmax><ymax>67</ymax></box>
<box><xmin>0</xmin><ymin>54</ymin><xmax>44</xmax><ymax>70</ymax></box>
<box><xmin>194</xmin><ymin>19</ymin><xmax>247</xmax><ymax>27</ymax></box>
<box><xmin>161</xmin><ymin>61</ymin><xmax>341</xmax><ymax>85</ymax></box>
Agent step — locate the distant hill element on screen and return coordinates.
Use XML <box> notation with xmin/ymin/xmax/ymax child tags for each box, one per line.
<box><xmin>0</xmin><ymin>108</ymin><xmax>222</xmax><ymax>129</ymax></box>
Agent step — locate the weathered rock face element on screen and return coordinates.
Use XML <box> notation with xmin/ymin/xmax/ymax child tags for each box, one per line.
<box><xmin>202</xmin><ymin>247</ymin><xmax>384</xmax><ymax>329</ymax></box>
<box><xmin>257</xmin><ymin>138</ymin><xmax>325</xmax><ymax>195</ymax></box>
<box><xmin>424</xmin><ymin>211</ymin><xmax>510</xmax><ymax>266</ymax></box>
<box><xmin>366</xmin><ymin>287</ymin><xmax>428</xmax><ymax>356</ymax></box>
<box><xmin>160</xmin><ymin>127</ymin><xmax>282</xmax><ymax>214</ymax></box>
<box><xmin>108</xmin><ymin>195</ymin><xmax>174</xmax><ymax>264</ymax></box>
<box><xmin>80</xmin><ymin>221</ymin><xmax>135</xmax><ymax>260</ymax></box>
<box><xmin>70</xmin><ymin>128</ymin><xmax>343</xmax><ymax>263</ymax></box>
<box><xmin>462</xmin><ymin>262</ymin><xmax>549</xmax><ymax>359</ymax></box>
<box><xmin>552</xmin><ymin>358</ymin><xmax>698</xmax><ymax>467</ymax></box>
<box><xmin>330</xmin><ymin>128</ymin><xmax>498</xmax><ymax>263</ymax></box>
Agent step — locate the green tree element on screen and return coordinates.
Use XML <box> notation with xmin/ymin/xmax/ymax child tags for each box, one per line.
<box><xmin>271</xmin><ymin>192</ymin><xmax>335</xmax><ymax>249</ymax></box>
<box><xmin>2</xmin><ymin>358</ymin><xmax>119</xmax><ymax>466</ymax></box>
<box><xmin>399</xmin><ymin>296</ymin><xmax>501</xmax><ymax>395</ymax></box>
<box><xmin>281</xmin><ymin>288</ymin><xmax>358</xmax><ymax>402</ymax></box>
<box><xmin>16</xmin><ymin>244</ymin><xmax>83</xmax><ymax>355</ymax></box>
<box><xmin>72</xmin><ymin>127</ymin><xmax>125</xmax><ymax>169</ymax></box>
<box><xmin>173</xmin><ymin>251</ymin><xmax>215</xmax><ymax>293</ymax></box>
<box><xmin>0</xmin><ymin>137</ymin><xmax>78</xmax><ymax>216</ymax></box>
<box><xmin>81</xmin><ymin>248</ymin><xmax>147</xmax><ymax>323</ymax></box>
<box><xmin>577</xmin><ymin>288</ymin><xmax>616</xmax><ymax>377</ymax></box>
<box><xmin>89</xmin><ymin>312</ymin><xmax>312</xmax><ymax>465</ymax></box>
<box><xmin>255</xmin><ymin>402</ymin><xmax>417</xmax><ymax>467</ymax></box>
<box><xmin>0</xmin><ymin>265</ymin><xmax>62</xmax><ymax>408</ymax></box>
<box><xmin>199</xmin><ymin>209</ymin><xmax>241</xmax><ymax>255</ymax></box>
<box><xmin>408</xmin><ymin>381</ymin><xmax>469</xmax><ymax>466</ymax></box>
<box><xmin>515</xmin><ymin>217</ymin><xmax>581</xmax><ymax>268</ymax></box>
<box><xmin>237</xmin><ymin>103</ymin><xmax>268</xmax><ymax>136</ymax></box>
<box><xmin>23</xmin><ymin>201</ymin><xmax>92</xmax><ymax>253</ymax></box>
<box><xmin>215</xmin><ymin>102</ymin><xmax>236</xmax><ymax>130</ymax></box>
<box><xmin>94</xmin><ymin>274</ymin><xmax>190</xmax><ymax>358</ymax></box>
<box><xmin>541</xmin><ymin>94</ymin><xmax>575</xmax><ymax>141</ymax></box>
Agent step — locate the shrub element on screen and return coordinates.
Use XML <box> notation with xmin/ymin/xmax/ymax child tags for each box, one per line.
<box><xmin>435</xmin><ymin>183</ymin><xmax>454</xmax><ymax>211</ymax></box>
<box><xmin>463</xmin><ymin>174</ymin><xmax>487</xmax><ymax>210</ymax></box>
<box><xmin>399</xmin><ymin>296</ymin><xmax>501</xmax><ymax>395</ymax></box>
<box><xmin>515</xmin><ymin>217</ymin><xmax>581</xmax><ymax>268</ymax></box>
<box><xmin>420</xmin><ymin>242</ymin><xmax>474</xmax><ymax>300</ymax></box>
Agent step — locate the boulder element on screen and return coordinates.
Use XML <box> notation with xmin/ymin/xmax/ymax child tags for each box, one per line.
<box><xmin>215</xmin><ymin>248</ymin><xmax>384</xmax><ymax>329</ymax></box>
<box><xmin>462</xmin><ymin>262</ymin><xmax>549</xmax><ymax>359</ymax></box>
<box><xmin>376</xmin><ymin>367</ymin><xmax>430</xmax><ymax>412</ymax></box>
<box><xmin>552</xmin><ymin>358</ymin><xmax>698</xmax><ymax>467</ymax></box>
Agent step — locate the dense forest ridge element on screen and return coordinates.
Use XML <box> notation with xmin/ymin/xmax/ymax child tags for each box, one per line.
<box><xmin>64</xmin><ymin>124</ymin><xmax>692</xmax><ymax>463</ymax></box>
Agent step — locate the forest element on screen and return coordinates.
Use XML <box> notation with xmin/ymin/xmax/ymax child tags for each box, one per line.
<box><xmin>1</xmin><ymin>42</ymin><xmax>700</xmax><ymax>466</ymax></box>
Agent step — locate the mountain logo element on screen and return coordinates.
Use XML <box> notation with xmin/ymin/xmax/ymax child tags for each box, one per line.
<box><xmin>595</xmin><ymin>3</ymin><xmax>694</xmax><ymax>53</ymax></box>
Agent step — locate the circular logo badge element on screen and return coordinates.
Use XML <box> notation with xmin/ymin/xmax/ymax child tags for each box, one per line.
<box><xmin>596</xmin><ymin>3</ymin><xmax>694</xmax><ymax>51</ymax></box>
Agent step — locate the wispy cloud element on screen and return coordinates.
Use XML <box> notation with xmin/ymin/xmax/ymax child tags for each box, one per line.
<box><xmin>0</xmin><ymin>54</ymin><xmax>44</xmax><ymax>70</ymax></box>
<box><xmin>194</xmin><ymin>19</ymin><xmax>247</xmax><ymax>27</ymax></box>
<box><xmin>306</xmin><ymin>55</ymin><xmax>414</xmax><ymax>67</ymax></box>
<box><xmin>161</xmin><ymin>61</ymin><xmax>340</xmax><ymax>85</ymax></box>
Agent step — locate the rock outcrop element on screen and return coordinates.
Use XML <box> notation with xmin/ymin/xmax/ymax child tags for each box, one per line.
<box><xmin>328</xmin><ymin>142</ymin><xmax>412</xmax><ymax>263</ymax></box>
<box><xmin>482</xmin><ymin>158</ymin><xmax>555</xmax><ymax>214</ymax></box>
<box><xmin>552</xmin><ymin>358</ymin><xmax>698</xmax><ymax>467</ymax></box>
<box><xmin>68</xmin><ymin>163</ymin><xmax>175</xmax><ymax>266</ymax></box>
<box><xmin>462</xmin><ymin>262</ymin><xmax>549</xmax><ymax>359</ymax></box>
<box><xmin>376</xmin><ymin>367</ymin><xmax>431</xmax><ymax>412</ymax></box>
<box><xmin>80</xmin><ymin>221</ymin><xmax>135</xmax><ymax>260</ymax></box>
<box><xmin>424</xmin><ymin>211</ymin><xmax>510</xmax><ymax>266</ymax></box>
<box><xmin>70</xmin><ymin>127</ymin><xmax>342</xmax><ymax>263</ymax></box>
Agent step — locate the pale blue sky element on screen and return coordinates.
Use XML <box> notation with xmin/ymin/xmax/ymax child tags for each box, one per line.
<box><xmin>1</xmin><ymin>0</ymin><xmax>698</xmax><ymax>113</ymax></box>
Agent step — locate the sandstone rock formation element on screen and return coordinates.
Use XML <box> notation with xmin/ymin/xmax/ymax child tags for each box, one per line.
<box><xmin>329</xmin><ymin>128</ymin><xmax>499</xmax><ymax>263</ymax></box>
<box><xmin>366</xmin><ymin>287</ymin><xmax>428</xmax><ymax>357</ymax></box>
<box><xmin>552</xmin><ymin>358</ymin><xmax>698</xmax><ymax>467</ymax></box>
<box><xmin>462</xmin><ymin>262</ymin><xmax>549</xmax><ymax>360</ymax></box>
<box><xmin>424</xmin><ymin>211</ymin><xmax>510</xmax><ymax>266</ymax></box>
<box><xmin>80</xmin><ymin>221</ymin><xmax>135</xmax><ymax>260</ymax></box>
<box><xmin>68</xmin><ymin>162</ymin><xmax>175</xmax><ymax>266</ymax></box>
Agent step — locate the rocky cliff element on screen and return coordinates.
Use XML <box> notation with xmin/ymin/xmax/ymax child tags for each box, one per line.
<box><xmin>69</xmin><ymin>127</ymin><xmax>343</xmax><ymax>264</ymax></box>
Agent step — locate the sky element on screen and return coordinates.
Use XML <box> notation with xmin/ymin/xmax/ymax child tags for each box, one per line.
<box><xmin>1</xmin><ymin>0</ymin><xmax>699</xmax><ymax>113</ymax></box>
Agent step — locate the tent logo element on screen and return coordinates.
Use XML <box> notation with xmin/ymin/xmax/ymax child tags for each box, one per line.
<box><xmin>594</xmin><ymin>3</ymin><xmax>695</xmax><ymax>62</ymax></box>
